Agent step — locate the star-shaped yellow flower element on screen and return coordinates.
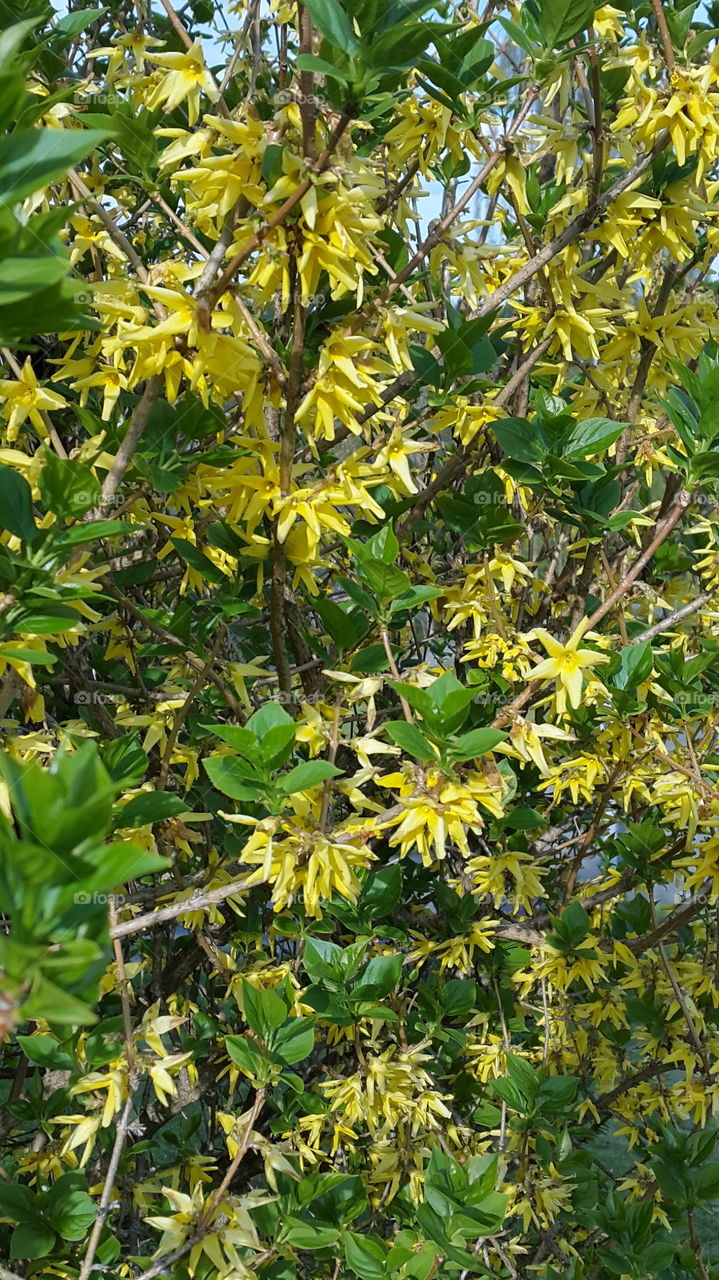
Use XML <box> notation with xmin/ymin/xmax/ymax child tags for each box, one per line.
<box><xmin>529</xmin><ymin>620</ymin><xmax>609</xmax><ymax>713</ymax></box>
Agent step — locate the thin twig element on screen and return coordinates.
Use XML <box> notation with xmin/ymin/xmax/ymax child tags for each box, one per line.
<box><xmin>649</xmin><ymin>0</ymin><xmax>676</xmax><ymax>70</ymax></box>
<box><xmin>137</xmin><ymin>1091</ymin><xmax>265</xmax><ymax>1280</ymax></box>
<box><xmin>88</xmin><ymin>376</ymin><xmax>163</xmax><ymax>520</ymax></box>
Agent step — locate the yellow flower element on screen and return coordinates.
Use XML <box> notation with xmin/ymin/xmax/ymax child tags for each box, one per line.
<box><xmin>0</xmin><ymin>358</ymin><xmax>67</xmax><ymax>440</ymax></box>
<box><xmin>408</xmin><ymin>921</ymin><xmax>498</xmax><ymax>974</ymax></box>
<box><xmin>464</xmin><ymin>850</ymin><xmax>546</xmax><ymax>913</ymax></box>
<box><xmin>319</xmin><ymin>1043</ymin><xmax>452</xmax><ymax>1135</ymax></box>
<box><xmin>529</xmin><ymin>620</ymin><xmax>609</xmax><ymax>713</ymax></box>
<box><xmin>377</xmin><ymin>766</ymin><xmax>505</xmax><ymax>865</ymax></box>
<box><xmin>221</xmin><ymin>808</ymin><xmax>376</xmax><ymax>919</ymax></box>
<box><xmin>496</xmin><ymin>716</ymin><xmax>574</xmax><ymax>776</ymax></box>
<box><xmin>146</xmin><ymin>41</ymin><xmax>219</xmax><ymax>125</ymax></box>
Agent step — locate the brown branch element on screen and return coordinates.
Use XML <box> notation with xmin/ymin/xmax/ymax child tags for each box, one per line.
<box><xmin>687</xmin><ymin>1206</ymin><xmax>711</xmax><ymax>1280</ymax></box>
<box><xmin>380</xmin><ymin>626</ymin><xmax>413</xmax><ymax>723</ymax></box>
<box><xmin>319</xmin><ymin>692</ymin><xmax>342</xmax><ymax>831</ymax></box>
<box><xmin>99</xmin><ymin>580</ymin><xmax>245</xmax><ymax>721</ymax></box>
<box><xmin>583</xmin><ymin>491</ymin><xmax>691</xmax><ymax>631</ymax></box>
<box><xmin>157</xmin><ymin>625</ymin><xmax>227</xmax><ymax>791</ymax></box>
<box><xmin>270</xmin><ymin>289</ymin><xmax>306</xmax><ymax>699</ymax></box>
<box><xmin>629</xmin><ymin>591</ymin><xmax>716</xmax><ymax>643</ymax></box>
<box><xmin>649</xmin><ymin>0</ymin><xmax>676</xmax><ymax>70</ymax></box>
<box><xmin>563</xmin><ymin>762</ymin><xmax>624</xmax><ymax>903</ymax></box>
<box><xmin>376</xmin><ymin>159</ymin><xmax>420</xmax><ymax>215</ymax></box>
<box><xmin>79</xmin><ymin>906</ymin><xmax>137</xmax><ymax>1280</ymax></box>
<box><xmin>630</xmin><ymin>884</ymin><xmax>711</xmax><ymax>957</ymax></box>
<box><xmin>620</xmin><ymin>265</ymin><xmax>679</xmax><ymax>454</ymax></box>
<box><xmin>88</xmin><ymin>375</ymin><xmax>163</xmax><ymax>520</ymax></box>
<box><xmin>396</xmin><ymin>338</ymin><xmax>552</xmax><ymax>540</ymax></box>
<box><xmin>648</xmin><ymin>892</ymin><xmax>712</xmax><ymax>1077</ymax></box>
<box><xmin>298</xmin><ymin>4</ymin><xmax>317</xmax><ymax>160</ymax></box>
<box><xmin>138</xmin><ymin>1091</ymin><xmax>266</xmax><ymax>1280</ymax></box>
<box><xmin>468</xmin><ymin>133</ymin><xmax>669</xmax><ymax>328</ymax></box>
<box><xmin>351</xmin><ymin>86</ymin><xmax>541</xmax><ymax>328</ymax></box>
<box><xmin>587</xmin><ymin>35</ymin><xmax>605</xmax><ymax>216</ymax></box>
<box><xmin>110</xmin><ymin>873</ymin><xmax>255</xmax><ymax>939</ymax></box>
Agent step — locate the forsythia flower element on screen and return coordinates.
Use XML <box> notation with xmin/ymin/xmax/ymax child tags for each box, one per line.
<box><xmin>146</xmin><ymin>41</ymin><xmax>219</xmax><ymax>124</ymax></box>
<box><xmin>528</xmin><ymin>620</ymin><xmax>609</xmax><ymax>713</ymax></box>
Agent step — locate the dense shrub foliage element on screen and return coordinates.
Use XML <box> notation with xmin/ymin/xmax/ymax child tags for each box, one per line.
<box><xmin>5</xmin><ymin>0</ymin><xmax>719</xmax><ymax>1276</ymax></box>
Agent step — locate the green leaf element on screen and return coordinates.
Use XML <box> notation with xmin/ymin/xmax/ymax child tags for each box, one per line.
<box><xmin>506</xmin><ymin>1053</ymin><xmax>539</xmax><ymax>1100</ymax></box>
<box><xmin>0</xmin><ymin>129</ymin><xmax>109</xmax><ymax>206</ymax></box>
<box><xmin>493</xmin><ymin>417</ymin><xmax>549</xmax><ymax>464</ymax></box>
<box><xmin>388</xmin><ymin>586</ymin><xmax>442</xmax><ymax>615</ymax></box>
<box><xmin>353</xmin><ymin>953</ymin><xmax>402</xmax><ymax>1000</ymax></box>
<box><xmin>114</xmin><ymin>791</ymin><xmax>188</xmax><ymax>828</ymax></box>
<box><xmin>0</xmin><ymin>17</ymin><xmax>40</xmax><ymax>64</ymax></box>
<box><xmin>278</xmin><ymin>760</ymin><xmax>342</xmax><ymax>794</ymax></box>
<box><xmin>360</xmin><ymin>864</ymin><xmax>402</xmax><ymax>919</ymax></box>
<box><xmin>243</xmin><ymin>982</ymin><xmax>289</xmax><ymax>1039</ymax></box>
<box><xmin>284</xmin><ymin>1220</ymin><xmax>340</xmax><ymax>1248</ymax></box>
<box><xmin>613</xmin><ymin>640</ymin><xmax>653</xmax><ymax>692</ymax></box>
<box><xmin>50</xmin><ymin>7</ymin><xmax>104</xmax><ymax>43</ymax></box>
<box><xmin>314</xmin><ymin>596</ymin><xmax>369</xmax><ymax>651</ymax></box>
<box><xmin>16</xmin><ymin>1034</ymin><xmax>75</xmax><ymax>1070</ymax></box>
<box><xmin>273</xmin><ymin>1016</ymin><xmax>315</xmax><ymax>1064</ymax></box>
<box><xmin>10</xmin><ymin>1221</ymin><xmax>57</xmax><ymax>1260</ymax></box>
<box><xmin>344</xmin><ymin>1231</ymin><xmax>387</xmax><ymax>1280</ymax></box>
<box><xmin>0</xmin><ymin>254</ymin><xmax>68</xmax><ymax>304</ymax></box>
<box><xmin>171</xmin><ymin>537</ymin><xmax>227</xmax><ymax>585</ymax></box>
<box><xmin>203</xmin><ymin>755</ymin><xmax>263</xmax><ymax>801</ymax></box>
<box><xmin>561</xmin><ymin>416</ymin><xmax>626</xmax><ymax>459</ymax></box>
<box><xmin>259</xmin><ymin>723</ymin><xmax>299</xmax><ymax>771</ymax></box>
<box><xmin>247</xmin><ymin>702</ymin><xmax>295</xmax><ymax>736</ymax></box>
<box><xmin>443</xmin><ymin>978</ymin><xmax>477</xmax><ymax>1017</ymax></box>
<box><xmin>365</xmin><ymin>524</ymin><xmax>398</xmax><ymax>564</ymax></box>
<box><xmin>304</xmin><ymin>0</ymin><xmax>359</xmax><ymax>54</ymax></box>
<box><xmin>54</xmin><ymin>519</ymin><xmax>131</xmax><ymax>548</ymax></box>
<box><xmin>22</xmin><ymin>974</ymin><xmax>96</xmax><ymax>1027</ymax></box>
<box><xmin>39</xmin><ymin>453</ymin><xmax>100</xmax><ymax>518</ymax></box>
<box><xmin>534</xmin><ymin>0</ymin><xmax>596</xmax><ymax>48</ymax></box>
<box><xmin>697</xmin><ymin>1161</ymin><xmax>719</xmax><ymax>1198</ymax></box>
<box><xmin>295</xmin><ymin>52</ymin><xmax>351</xmax><ymax>83</ymax></box>
<box><xmin>46</xmin><ymin>1182</ymin><xmax>96</xmax><ymax>1241</ymax></box>
<box><xmin>356</xmin><ymin>556</ymin><xmax>410</xmax><ymax>601</ymax></box>
<box><xmin>425</xmin><ymin>671</ymin><xmax>477</xmax><ymax>732</ymax></box>
<box><xmin>224</xmin><ymin>1034</ymin><xmax>267</xmax><ymax>1081</ymax></box>
<box><xmin>501</xmin><ymin>805</ymin><xmax>546</xmax><ymax>831</ymax></box>
<box><xmin>303</xmin><ymin>935</ymin><xmax>344</xmax><ymax>983</ymax></box>
<box><xmin>449</xmin><ymin>727</ymin><xmax>506</xmax><ymax>760</ymax></box>
<box><xmin>0</xmin><ymin>1182</ymin><xmax>36</xmax><ymax>1218</ymax></box>
<box><xmin>0</xmin><ymin>647</ymin><xmax>57</xmax><ymax>664</ymax></box>
<box><xmin>0</xmin><ymin>463</ymin><xmax>35</xmax><ymax>541</ymax></box>
<box><xmin>206</xmin><ymin>724</ymin><xmax>258</xmax><ymax>756</ymax></box>
<box><xmin>385</xmin><ymin>720</ymin><xmax>436</xmax><ymax>761</ymax></box>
